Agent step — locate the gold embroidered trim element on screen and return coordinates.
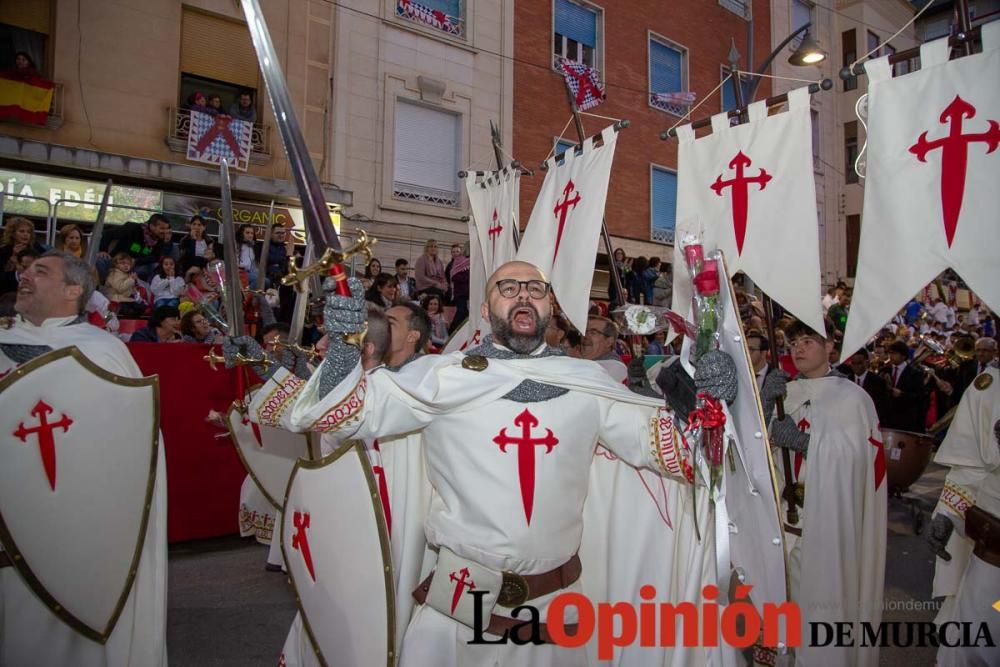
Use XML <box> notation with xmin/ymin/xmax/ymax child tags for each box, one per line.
<box><xmin>310</xmin><ymin>376</ymin><xmax>368</xmax><ymax>432</ymax></box>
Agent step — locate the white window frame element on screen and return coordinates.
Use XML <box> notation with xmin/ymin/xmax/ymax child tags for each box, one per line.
<box><xmin>551</xmin><ymin>0</ymin><xmax>604</xmax><ymax>75</ymax></box>
<box><xmin>650</xmin><ymin>164</ymin><xmax>678</xmax><ymax>245</ymax></box>
<box><xmin>647</xmin><ymin>32</ymin><xmax>689</xmax><ymax>118</ymax></box>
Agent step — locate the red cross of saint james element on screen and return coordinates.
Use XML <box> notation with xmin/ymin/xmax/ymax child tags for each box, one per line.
<box><xmin>449</xmin><ymin>567</ymin><xmax>476</xmax><ymax>613</ymax></box>
<box><xmin>291</xmin><ymin>511</ymin><xmax>316</xmax><ymax>581</ymax></box>
<box><xmin>493</xmin><ymin>409</ymin><xmax>559</xmax><ymax>524</ymax></box>
<box><xmin>710</xmin><ymin>151</ymin><xmax>772</xmax><ymax>255</ymax></box>
<box><xmin>195</xmin><ymin>115</ymin><xmax>245</xmax><ymax>158</ymax></box>
<box><xmin>13</xmin><ymin>400</ymin><xmax>73</xmax><ymax>491</ymax></box>
<box><xmin>909</xmin><ymin>95</ymin><xmax>999</xmax><ymax>247</ymax></box>
<box><xmin>552</xmin><ymin>180</ymin><xmax>581</xmax><ymax>262</ymax></box>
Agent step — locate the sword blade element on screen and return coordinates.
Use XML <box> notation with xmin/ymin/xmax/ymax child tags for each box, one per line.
<box><xmin>219</xmin><ymin>160</ymin><xmax>245</xmax><ymax>335</ymax></box>
<box><xmin>84</xmin><ymin>179</ymin><xmax>113</xmax><ymax>266</ymax></box>
<box><xmin>288</xmin><ymin>240</ymin><xmax>315</xmax><ymax>345</ymax></box>
<box><xmin>256</xmin><ymin>200</ymin><xmax>274</xmax><ymax>290</ymax></box>
<box><xmin>239</xmin><ymin>0</ymin><xmax>340</xmax><ymax>253</ymax></box>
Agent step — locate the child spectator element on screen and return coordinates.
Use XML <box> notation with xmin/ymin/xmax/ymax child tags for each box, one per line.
<box><xmin>237</xmin><ymin>224</ymin><xmax>259</xmax><ymax>288</ymax></box>
<box><xmin>421</xmin><ymin>293</ymin><xmax>449</xmax><ymax>349</ymax></box>
<box><xmin>103</xmin><ymin>252</ymin><xmax>146</xmax><ymax>318</ymax></box>
<box><xmin>151</xmin><ymin>256</ymin><xmax>185</xmax><ymax>308</ymax></box>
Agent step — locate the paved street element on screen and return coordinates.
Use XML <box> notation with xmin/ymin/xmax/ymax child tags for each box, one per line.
<box><xmin>167</xmin><ymin>466</ymin><xmax>948</xmax><ymax>666</ymax></box>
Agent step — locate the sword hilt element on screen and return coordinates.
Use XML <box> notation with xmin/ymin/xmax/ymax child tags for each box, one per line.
<box><xmin>280</xmin><ymin>230</ymin><xmax>378</xmax><ymax>293</ymax></box>
<box><xmin>203</xmin><ymin>347</ymin><xmax>269</xmax><ymax>370</ymax></box>
<box><xmin>271</xmin><ymin>340</ymin><xmax>322</xmax><ymax>362</ymax></box>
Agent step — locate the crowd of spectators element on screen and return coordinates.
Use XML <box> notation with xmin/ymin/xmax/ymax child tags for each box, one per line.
<box><xmin>185</xmin><ymin>90</ymin><xmax>257</xmax><ymax>123</ymax></box>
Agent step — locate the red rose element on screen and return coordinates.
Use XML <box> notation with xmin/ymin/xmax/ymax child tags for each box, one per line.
<box><xmin>683</xmin><ymin>243</ymin><xmax>704</xmax><ymax>268</ymax></box>
<box><xmin>693</xmin><ymin>265</ymin><xmax>720</xmax><ymax>296</ymax></box>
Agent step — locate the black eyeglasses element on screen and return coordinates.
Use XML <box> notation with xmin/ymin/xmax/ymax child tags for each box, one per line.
<box><xmin>492</xmin><ymin>279</ymin><xmax>551</xmax><ymax>299</ymax></box>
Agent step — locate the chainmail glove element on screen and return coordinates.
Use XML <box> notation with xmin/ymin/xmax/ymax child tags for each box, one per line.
<box><xmin>222</xmin><ymin>335</ymin><xmax>279</xmax><ymax>382</ymax></box>
<box><xmin>761</xmin><ymin>368</ymin><xmax>790</xmax><ymax>420</ymax></box>
<box><xmin>926</xmin><ymin>513</ymin><xmax>954</xmax><ymax>562</ymax></box>
<box><xmin>656</xmin><ymin>361</ymin><xmax>697</xmax><ymax>419</ymax></box>
<box><xmin>769</xmin><ymin>416</ymin><xmax>809</xmax><ymax>455</ymax></box>
<box><xmin>694</xmin><ymin>349</ymin><xmax>738</xmax><ymax>404</ymax></box>
<box><xmin>276</xmin><ymin>347</ymin><xmax>312</xmax><ymax>381</ymax></box>
<box><xmin>323</xmin><ymin>276</ymin><xmax>367</xmax><ymax>334</ymax></box>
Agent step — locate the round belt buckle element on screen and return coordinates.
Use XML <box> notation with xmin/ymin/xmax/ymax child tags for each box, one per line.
<box><xmin>498</xmin><ymin>572</ymin><xmax>529</xmax><ymax>607</ymax></box>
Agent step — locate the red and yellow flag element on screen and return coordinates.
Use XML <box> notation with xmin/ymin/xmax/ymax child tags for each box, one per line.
<box><xmin>0</xmin><ymin>72</ymin><xmax>55</xmax><ymax>126</ymax></box>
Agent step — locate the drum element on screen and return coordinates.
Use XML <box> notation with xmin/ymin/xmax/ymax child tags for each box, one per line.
<box><xmin>881</xmin><ymin>428</ymin><xmax>935</xmax><ymax>493</ymax></box>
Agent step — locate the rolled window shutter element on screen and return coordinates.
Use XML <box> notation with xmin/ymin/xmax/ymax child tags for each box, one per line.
<box><xmin>555</xmin><ymin>0</ymin><xmax>597</xmax><ymax>48</ymax></box>
<box><xmin>650</xmin><ymin>41</ymin><xmax>682</xmax><ymax>93</ymax></box>
<box><xmin>0</xmin><ymin>0</ymin><xmax>50</xmax><ymax>34</ymax></box>
<box><xmin>651</xmin><ymin>168</ymin><xmax>677</xmax><ymax>236</ymax></box>
<box><xmin>181</xmin><ymin>9</ymin><xmax>258</xmax><ymax>88</ymax></box>
<box><xmin>394</xmin><ymin>101</ymin><xmax>459</xmax><ymax>194</ymax></box>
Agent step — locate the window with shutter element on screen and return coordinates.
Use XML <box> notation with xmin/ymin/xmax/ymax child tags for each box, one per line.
<box><xmin>393</xmin><ymin>100</ymin><xmax>461</xmax><ymax>208</ymax></box>
<box><xmin>180</xmin><ymin>9</ymin><xmax>259</xmax><ymax>90</ymax></box>
<box><xmin>554</xmin><ymin>138</ymin><xmax>577</xmax><ymax>165</ymax></box>
<box><xmin>649</xmin><ymin>38</ymin><xmax>687</xmax><ymax>116</ymax></box>
<box><xmin>651</xmin><ymin>167</ymin><xmax>678</xmax><ymax>244</ymax></box>
<box><xmin>844</xmin><ymin>121</ymin><xmax>859</xmax><ymax>184</ymax></box>
<box><xmin>395</xmin><ymin>0</ymin><xmax>465</xmax><ymax>38</ymax></box>
<box><xmin>1</xmin><ymin>0</ymin><xmax>51</xmax><ymax>74</ymax></box>
<box><xmin>553</xmin><ymin>0</ymin><xmax>600</xmax><ymax>70</ymax></box>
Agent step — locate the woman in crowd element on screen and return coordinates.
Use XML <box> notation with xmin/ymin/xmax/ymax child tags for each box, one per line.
<box><xmin>179</xmin><ymin>215</ymin><xmax>222</xmax><ymax>272</ymax></box>
<box><xmin>236</xmin><ymin>224</ymin><xmax>259</xmax><ymax>287</ymax></box>
<box><xmin>151</xmin><ymin>256</ymin><xmax>185</xmax><ymax>309</ymax></box>
<box><xmin>362</xmin><ymin>257</ymin><xmax>382</xmax><ymax>290</ymax></box>
<box><xmin>130</xmin><ymin>305</ymin><xmax>182</xmax><ymax>343</ymax></box>
<box><xmin>608</xmin><ymin>247</ymin><xmax>630</xmax><ymax>308</ymax></box>
<box><xmin>0</xmin><ymin>217</ymin><xmax>46</xmax><ymax>272</ymax></box>
<box><xmin>365</xmin><ymin>273</ymin><xmax>399</xmax><ymax>310</ymax></box>
<box><xmin>414</xmin><ymin>239</ymin><xmax>447</xmax><ymax>299</ymax></box>
<box><xmin>4</xmin><ymin>51</ymin><xmax>41</xmax><ymax>79</ymax></box>
<box><xmin>421</xmin><ymin>293</ymin><xmax>450</xmax><ymax>349</ymax></box>
<box><xmin>445</xmin><ymin>243</ymin><xmax>470</xmax><ymax>333</ymax></box>
<box><xmin>180</xmin><ymin>308</ymin><xmax>222</xmax><ymax>344</ymax></box>
<box><xmin>103</xmin><ymin>252</ymin><xmax>146</xmax><ymax>318</ymax></box>
<box><xmin>55</xmin><ymin>224</ymin><xmax>87</xmax><ymax>258</ymax></box>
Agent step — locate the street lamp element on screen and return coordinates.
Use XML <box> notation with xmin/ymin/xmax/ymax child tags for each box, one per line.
<box><xmin>732</xmin><ymin>22</ymin><xmax>827</xmax><ymax>105</ymax></box>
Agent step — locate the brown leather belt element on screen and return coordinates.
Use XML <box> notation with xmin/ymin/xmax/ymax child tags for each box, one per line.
<box><xmin>412</xmin><ymin>554</ymin><xmax>582</xmax><ymax>643</ymax></box>
<box><xmin>966</xmin><ymin>505</ymin><xmax>1000</xmax><ymax>568</ymax></box>
<box><xmin>783</xmin><ymin>524</ymin><xmax>802</xmax><ymax>537</ymax></box>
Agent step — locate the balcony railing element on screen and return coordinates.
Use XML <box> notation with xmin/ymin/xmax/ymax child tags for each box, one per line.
<box><xmin>392</xmin><ymin>181</ymin><xmax>460</xmax><ymax>208</ymax></box>
<box><xmin>46</xmin><ymin>82</ymin><xmax>64</xmax><ymax>129</ymax></box>
<box><xmin>165</xmin><ymin>107</ymin><xmax>271</xmax><ymax>164</ymax></box>
<box><xmin>651</xmin><ymin>227</ymin><xmax>675</xmax><ymax>245</ymax></box>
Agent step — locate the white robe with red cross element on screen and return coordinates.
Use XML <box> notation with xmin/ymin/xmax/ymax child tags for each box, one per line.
<box><xmin>0</xmin><ymin>316</ymin><xmax>168</xmax><ymax>667</ymax></box>
<box><xmin>250</xmin><ymin>347</ymin><xmax>727</xmax><ymax>667</ymax></box>
<box><xmin>772</xmin><ymin>374</ymin><xmax>886</xmax><ymax>667</ymax></box>
<box><xmin>931</xmin><ymin>367</ymin><xmax>1000</xmax><ymax>667</ymax></box>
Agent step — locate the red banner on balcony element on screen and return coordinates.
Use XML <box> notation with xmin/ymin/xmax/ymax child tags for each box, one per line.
<box><xmin>0</xmin><ymin>71</ymin><xmax>54</xmax><ymax>126</ymax></box>
<box><xmin>186</xmin><ymin>109</ymin><xmax>252</xmax><ymax>171</ymax></box>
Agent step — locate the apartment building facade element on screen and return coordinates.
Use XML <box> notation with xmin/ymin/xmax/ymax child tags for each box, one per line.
<box><xmin>512</xmin><ymin>0</ymin><xmax>772</xmax><ymax>284</ymax></box>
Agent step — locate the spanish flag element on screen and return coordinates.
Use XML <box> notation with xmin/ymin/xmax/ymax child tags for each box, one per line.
<box><xmin>0</xmin><ymin>71</ymin><xmax>55</xmax><ymax>126</ymax></box>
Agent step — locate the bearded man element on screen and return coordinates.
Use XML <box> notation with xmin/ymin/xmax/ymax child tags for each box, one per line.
<box><xmin>244</xmin><ymin>260</ymin><xmax>734</xmax><ymax>666</ymax></box>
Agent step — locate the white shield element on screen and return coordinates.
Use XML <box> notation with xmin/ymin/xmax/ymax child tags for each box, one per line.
<box><xmin>282</xmin><ymin>441</ymin><xmax>394</xmax><ymax>667</ymax></box>
<box><xmin>227</xmin><ymin>400</ymin><xmax>316</xmax><ymax>510</ymax></box>
<box><xmin>0</xmin><ymin>347</ymin><xmax>158</xmax><ymax>643</ymax></box>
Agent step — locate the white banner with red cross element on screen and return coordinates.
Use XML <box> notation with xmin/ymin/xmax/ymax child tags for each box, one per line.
<box><xmin>186</xmin><ymin>109</ymin><xmax>253</xmax><ymax>172</ymax></box>
<box><xmin>671</xmin><ymin>87</ymin><xmax>825</xmax><ymax>335</ymax></box>
<box><xmin>842</xmin><ymin>22</ymin><xmax>1000</xmax><ymax>358</ymax></box>
<box><xmin>517</xmin><ymin>125</ymin><xmax>618</xmax><ymax>333</ymax></box>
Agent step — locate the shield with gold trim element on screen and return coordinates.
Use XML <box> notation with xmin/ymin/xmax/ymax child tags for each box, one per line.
<box><xmin>282</xmin><ymin>441</ymin><xmax>395</xmax><ymax>667</ymax></box>
<box><xmin>0</xmin><ymin>347</ymin><xmax>158</xmax><ymax>644</ymax></box>
<box><xmin>227</xmin><ymin>396</ymin><xmax>317</xmax><ymax>510</ymax></box>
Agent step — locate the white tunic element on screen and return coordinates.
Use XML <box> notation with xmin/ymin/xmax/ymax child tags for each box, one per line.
<box><xmin>931</xmin><ymin>368</ymin><xmax>1000</xmax><ymax>667</ymax></box>
<box><xmin>251</xmin><ymin>347</ymin><xmax>701</xmax><ymax>666</ymax></box>
<box><xmin>773</xmin><ymin>374</ymin><xmax>887</xmax><ymax>667</ymax></box>
<box><xmin>0</xmin><ymin>316</ymin><xmax>168</xmax><ymax>667</ymax></box>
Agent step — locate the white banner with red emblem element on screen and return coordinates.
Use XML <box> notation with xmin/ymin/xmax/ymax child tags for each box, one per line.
<box><xmin>447</xmin><ymin>167</ymin><xmax>522</xmax><ymax>352</ymax></box>
<box><xmin>671</xmin><ymin>87</ymin><xmax>825</xmax><ymax>335</ymax></box>
<box><xmin>517</xmin><ymin>124</ymin><xmax>618</xmax><ymax>333</ymax></box>
<box><xmin>842</xmin><ymin>23</ymin><xmax>1000</xmax><ymax>358</ymax></box>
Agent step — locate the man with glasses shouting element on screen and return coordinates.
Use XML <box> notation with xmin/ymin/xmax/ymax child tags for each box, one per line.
<box><xmin>768</xmin><ymin>318</ymin><xmax>887</xmax><ymax>667</ymax></box>
<box><xmin>246</xmin><ymin>260</ymin><xmax>737</xmax><ymax>666</ymax></box>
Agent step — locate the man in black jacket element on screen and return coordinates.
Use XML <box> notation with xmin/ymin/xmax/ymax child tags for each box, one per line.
<box><xmin>99</xmin><ymin>213</ymin><xmax>171</xmax><ymax>282</ymax></box>
<box><xmin>880</xmin><ymin>339</ymin><xmax>927</xmax><ymax>432</ymax></box>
